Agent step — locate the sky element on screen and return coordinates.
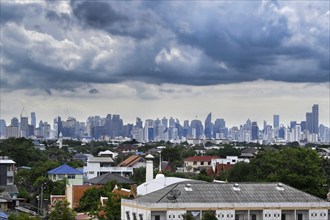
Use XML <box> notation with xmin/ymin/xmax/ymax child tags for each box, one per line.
<box><xmin>0</xmin><ymin>0</ymin><xmax>329</xmax><ymax>127</ymax></box>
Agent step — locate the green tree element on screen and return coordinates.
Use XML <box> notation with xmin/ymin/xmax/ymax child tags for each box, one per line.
<box><xmin>182</xmin><ymin>213</ymin><xmax>194</xmax><ymax>220</ymax></box>
<box><xmin>8</xmin><ymin>213</ymin><xmax>41</xmax><ymax>220</ymax></box>
<box><xmin>218</xmin><ymin>145</ymin><xmax>240</xmax><ymax>156</ymax></box>
<box><xmin>49</xmin><ymin>200</ymin><xmax>76</xmax><ymax>220</ymax></box>
<box><xmin>202</xmin><ymin>211</ymin><xmax>217</xmax><ymax>220</ymax></box>
<box><xmin>131</xmin><ymin>167</ymin><xmax>146</xmax><ymax>185</ymax></box>
<box><xmin>223</xmin><ymin>147</ymin><xmax>328</xmax><ymax>198</ymax></box>
<box><xmin>101</xmin><ymin>192</ymin><xmax>122</xmax><ymax>220</ymax></box>
<box><xmin>76</xmin><ymin>187</ymin><xmax>101</xmax><ymax>212</ymax></box>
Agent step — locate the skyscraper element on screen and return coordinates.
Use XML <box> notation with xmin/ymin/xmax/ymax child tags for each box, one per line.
<box><xmin>312</xmin><ymin>104</ymin><xmax>319</xmax><ymax>134</ymax></box>
<box><xmin>273</xmin><ymin>115</ymin><xmax>279</xmax><ymax>128</ymax></box>
<box><xmin>204</xmin><ymin>112</ymin><xmax>212</xmax><ymax>139</ymax></box>
<box><xmin>251</xmin><ymin>122</ymin><xmax>259</xmax><ymax>141</ymax></box>
<box><xmin>31</xmin><ymin>112</ymin><xmax>36</xmax><ymax>128</ymax></box>
<box><xmin>306</xmin><ymin>112</ymin><xmax>313</xmax><ymax>134</ymax></box>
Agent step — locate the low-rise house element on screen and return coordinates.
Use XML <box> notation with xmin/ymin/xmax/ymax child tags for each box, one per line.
<box><xmin>84</xmin><ymin>157</ymin><xmax>133</xmax><ymax>180</ymax></box>
<box><xmin>85</xmin><ymin>173</ymin><xmax>135</xmax><ymax>185</ymax></box>
<box><xmin>183</xmin><ymin>156</ymin><xmax>220</xmax><ymax>173</ymax></box>
<box><xmin>122</xmin><ymin>182</ymin><xmax>330</xmax><ymax>220</ymax></box>
<box><xmin>115</xmin><ymin>145</ymin><xmax>138</xmax><ymax>154</ymax></box>
<box><xmin>118</xmin><ymin>155</ymin><xmax>146</xmax><ymax>169</ymax></box>
<box><xmin>0</xmin><ymin>157</ymin><xmax>20</xmax><ymax>209</ymax></box>
<box><xmin>98</xmin><ymin>150</ymin><xmax>118</xmax><ymax>159</ymax></box>
<box><xmin>240</xmin><ymin>147</ymin><xmax>258</xmax><ymax>159</ymax></box>
<box><xmin>48</xmin><ymin>164</ymin><xmax>84</xmax><ymax>185</ymax></box>
<box><xmin>72</xmin><ymin>153</ymin><xmax>93</xmax><ymax>162</ymax></box>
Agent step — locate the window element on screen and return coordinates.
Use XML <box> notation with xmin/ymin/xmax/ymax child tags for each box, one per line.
<box><xmin>201</xmin><ymin>161</ymin><xmax>204</xmax><ymax>165</ymax></box>
<box><xmin>133</xmin><ymin>213</ymin><xmax>137</xmax><ymax>220</ymax></box>
<box><xmin>155</xmin><ymin>215</ymin><xmax>160</xmax><ymax>220</ymax></box>
<box><xmin>67</xmin><ymin>174</ymin><xmax>75</xmax><ymax>179</ymax></box>
<box><xmin>88</xmin><ymin>171</ymin><xmax>94</xmax><ymax>174</ymax></box>
<box><xmin>235</xmin><ymin>214</ymin><xmax>239</xmax><ymax>220</ymax></box>
<box><xmin>281</xmin><ymin>214</ymin><xmax>286</xmax><ymax>220</ymax></box>
<box><xmin>297</xmin><ymin>213</ymin><xmax>303</xmax><ymax>220</ymax></box>
<box><xmin>126</xmin><ymin>211</ymin><xmax>130</xmax><ymax>220</ymax></box>
<box><xmin>7</xmin><ymin>177</ymin><xmax>13</xmax><ymax>184</ymax></box>
<box><xmin>193</xmin><ymin>161</ymin><xmax>197</xmax><ymax>165</ymax></box>
<box><xmin>57</xmin><ymin>174</ymin><xmax>64</xmax><ymax>179</ymax></box>
<box><xmin>139</xmin><ymin>214</ymin><xmax>143</xmax><ymax>220</ymax></box>
<box><xmin>251</xmin><ymin>214</ymin><xmax>257</xmax><ymax>220</ymax></box>
<box><xmin>208</xmin><ymin>162</ymin><xmax>211</xmax><ymax>165</ymax></box>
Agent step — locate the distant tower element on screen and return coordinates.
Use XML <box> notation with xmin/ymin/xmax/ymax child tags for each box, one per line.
<box><xmin>31</xmin><ymin>112</ymin><xmax>36</xmax><ymax>128</ymax></box>
<box><xmin>312</xmin><ymin>104</ymin><xmax>319</xmax><ymax>134</ymax></box>
<box><xmin>273</xmin><ymin>115</ymin><xmax>279</xmax><ymax>129</ymax></box>
<box><xmin>204</xmin><ymin>113</ymin><xmax>212</xmax><ymax>139</ymax></box>
<box><xmin>145</xmin><ymin>154</ymin><xmax>154</xmax><ymax>182</ymax></box>
<box><xmin>306</xmin><ymin>112</ymin><xmax>313</xmax><ymax>134</ymax></box>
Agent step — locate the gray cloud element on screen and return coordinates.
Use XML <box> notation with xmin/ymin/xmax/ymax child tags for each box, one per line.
<box><xmin>0</xmin><ymin>0</ymin><xmax>329</xmax><ymax>94</ymax></box>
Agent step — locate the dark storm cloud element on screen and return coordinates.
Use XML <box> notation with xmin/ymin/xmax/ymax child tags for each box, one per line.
<box><xmin>0</xmin><ymin>1</ymin><xmax>329</xmax><ymax>93</ymax></box>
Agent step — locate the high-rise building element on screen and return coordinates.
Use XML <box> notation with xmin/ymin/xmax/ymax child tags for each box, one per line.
<box><xmin>11</xmin><ymin>117</ymin><xmax>19</xmax><ymax>127</ymax></box>
<box><xmin>312</xmin><ymin>104</ymin><xmax>319</xmax><ymax>134</ymax></box>
<box><xmin>290</xmin><ymin>121</ymin><xmax>296</xmax><ymax>131</ymax></box>
<box><xmin>273</xmin><ymin>115</ymin><xmax>279</xmax><ymax>128</ymax></box>
<box><xmin>306</xmin><ymin>112</ymin><xmax>313</xmax><ymax>134</ymax></box>
<box><xmin>190</xmin><ymin>120</ymin><xmax>203</xmax><ymax>139</ymax></box>
<box><xmin>251</xmin><ymin>122</ymin><xmax>259</xmax><ymax>141</ymax></box>
<box><xmin>204</xmin><ymin>113</ymin><xmax>212</xmax><ymax>139</ymax></box>
<box><xmin>161</xmin><ymin>117</ymin><xmax>168</xmax><ymax>128</ymax></box>
<box><xmin>31</xmin><ymin>112</ymin><xmax>36</xmax><ymax>128</ymax></box>
<box><xmin>0</xmin><ymin>119</ymin><xmax>6</xmax><ymax>137</ymax></box>
<box><xmin>20</xmin><ymin>117</ymin><xmax>29</xmax><ymax>138</ymax></box>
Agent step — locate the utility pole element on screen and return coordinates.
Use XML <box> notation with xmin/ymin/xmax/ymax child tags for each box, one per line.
<box><xmin>40</xmin><ymin>183</ymin><xmax>44</xmax><ymax>216</ymax></box>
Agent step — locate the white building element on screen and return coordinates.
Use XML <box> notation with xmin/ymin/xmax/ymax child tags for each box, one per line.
<box><xmin>122</xmin><ymin>182</ymin><xmax>330</xmax><ymax>220</ymax></box>
<box><xmin>83</xmin><ymin>157</ymin><xmax>133</xmax><ymax>179</ymax></box>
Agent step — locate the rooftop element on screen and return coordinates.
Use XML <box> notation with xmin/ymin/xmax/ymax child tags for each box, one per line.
<box><xmin>85</xmin><ymin>173</ymin><xmax>135</xmax><ymax>185</ymax></box>
<box><xmin>135</xmin><ymin>182</ymin><xmax>326</xmax><ymax>204</ymax></box>
<box><xmin>48</xmin><ymin>164</ymin><xmax>83</xmax><ymax>175</ymax></box>
<box><xmin>184</xmin><ymin>156</ymin><xmax>220</xmax><ymax>162</ymax></box>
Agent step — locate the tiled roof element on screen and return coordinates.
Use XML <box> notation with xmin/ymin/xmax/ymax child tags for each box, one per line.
<box><xmin>88</xmin><ymin>157</ymin><xmax>114</xmax><ymax>163</ymax></box>
<box><xmin>135</xmin><ymin>182</ymin><xmax>325</xmax><ymax>204</ymax></box>
<box><xmin>118</xmin><ymin>155</ymin><xmax>144</xmax><ymax>167</ymax></box>
<box><xmin>48</xmin><ymin>164</ymin><xmax>83</xmax><ymax>175</ymax></box>
<box><xmin>184</xmin><ymin>156</ymin><xmax>220</xmax><ymax>162</ymax></box>
<box><xmin>85</xmin><ymin>173</ymin><xmax>135</xmax><ymax>185</ymax></box>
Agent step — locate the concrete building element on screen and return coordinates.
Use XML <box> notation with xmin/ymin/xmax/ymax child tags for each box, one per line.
<box><xmin>122</xmin><ymin>182</ymin><xmax>330</xmax><ymax>220</ymax></box>
<box><xmin>83</xmin><ymin>157</ymin><xmax>133</xmax><ymax>179</ymax></box>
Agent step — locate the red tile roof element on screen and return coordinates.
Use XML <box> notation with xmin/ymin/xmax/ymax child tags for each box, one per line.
<box><xmin>184</xmin><ymin>156</ymin><xmax>220</xmax><ymax>162</ymax></box>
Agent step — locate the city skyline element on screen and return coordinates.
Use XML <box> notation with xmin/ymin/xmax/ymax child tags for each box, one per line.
<box><xmin>1</xmin><ymin>1</ymin><xmax>329</xmax><ymax>129</ymax></box>
<box><xmin>1</xmin><ymin>103</ymin><xmax>329</xmax><ymax>129</ymax></box>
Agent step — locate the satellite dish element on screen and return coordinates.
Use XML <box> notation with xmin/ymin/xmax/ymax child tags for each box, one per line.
<box><xmin>167</xmin><ymin>190</ymin><xmax>181</xmax><ymax>203</ymax></box>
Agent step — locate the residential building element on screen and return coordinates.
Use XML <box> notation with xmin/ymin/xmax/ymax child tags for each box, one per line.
<box><xmin>122</xmin><ymin>182</ymin><xmax>330</xmax><ymax>220</ymax></box>
<box><xmin>48</xmin><ymin>164</ymin><xmax>84</xmax><ymax>185</ymax></box>
<box><xmin>0</xmin><ymin>157</ymin><xmax>19</xmax><ymax>210</ymax></box>
<box><xmin>118</xmin><ymin>155</ymin><xmax>146</xmax><ymax>169</ymax></box>
<box><xmin>83</xmin><ymin>157</ymin><xmax>133</xmax><ymax>180</ymax></box>
<box><xmin>183</xmin><ymin>156</ymin><xmax>220</xmax><ymax>173</ymax></box>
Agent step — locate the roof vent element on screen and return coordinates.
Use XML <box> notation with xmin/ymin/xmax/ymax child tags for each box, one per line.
<box><xmin>233</xmin><ymin>183</ymin><xmax>240</xmax><ymax>191</ymax></box>
<box><xmin>185</xmin><ymin>183</ymin><xmax>193</xmax><ymax>191</ymax></box>
<box><xmin>276</xmin><ymin>183</ymin><xmax>285</xmax><ymax>191</ymax></box>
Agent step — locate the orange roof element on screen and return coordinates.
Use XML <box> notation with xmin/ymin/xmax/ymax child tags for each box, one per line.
<box><xmin>184</xmin><ymin>156</ymin><xmax>220</xmax><ymax>162</ymax></box>
<box><xmin>118</xmin><ymin>155</ymin><xmax>144</xmax><ymax>167</ymax></box>
<box><xmin>71</xmin><ymin>185</ymin><xmax>103</xmax><ymax>208</ymax></box>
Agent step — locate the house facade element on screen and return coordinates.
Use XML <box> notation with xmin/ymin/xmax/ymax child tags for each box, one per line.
<box><xmin>121</xmin><ymin>182</ymin><xmax>330</xmax><ymax>220</ymax></box>
<box><xmin>183</xmin><ymin>156</ymin><xmax>220</xmax><ymax>173</ymax></box>
<box><xmin>48</xmin><ymin>164</ymin><xmax>84</xmax><ymax>185</ymax></box>
<box><xmin>84</xmin><ymin>157</ymin><xmax>133</xmax><ymax>179</ymax></box>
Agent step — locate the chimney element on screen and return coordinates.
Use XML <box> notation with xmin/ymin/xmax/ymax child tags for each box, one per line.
<box><xmin>145</xmin><ymin>154</ymin><xmax>155</xmax><ymax>182</ymax></box>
